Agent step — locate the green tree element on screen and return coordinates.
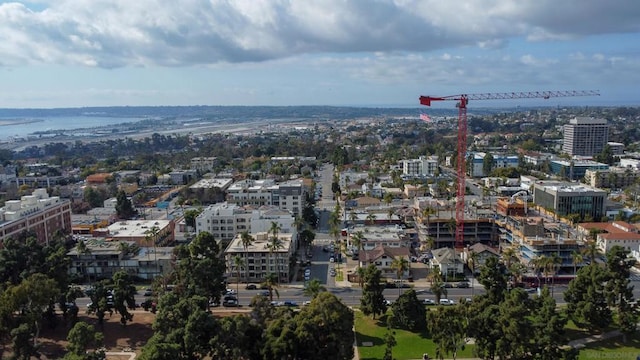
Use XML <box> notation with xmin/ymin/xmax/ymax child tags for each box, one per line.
<box><xmin>605</xmin><ymin>246</ymin><xmax>638</xmax><ymax>342</ymax></box>
<box><xmin>389</xmin><ymin>289</ymin><xmax>427</xmax><ymax>331</ymax></box>
<box><xmin>174</xmin><ymin>231</ymin><xmax>226</xmax><ymax>305</ymax></box>
<box><xmin>64</xmin><ymin>322</ymin><xmax>105</xmax><ymax>360</ymax></box>
<box><xmin>303</xmin><ymin>278</ymin><xmax>327</xmax><ymax>299</ymax></box>
<box><xmin>477</xmin><ymin>256</ymin><xmax>508</xmax><ymax>304</ymax></box>
<box><xmin>495</xmin><ymin>289</ymin><xmax>532</xmax><ymax>359</ymax></box>
<box><xmin>467</xmin><ymin>299</ymin><xmax>501</xmax><ymax>359</ymax></box>
<box><xmin>183</xmin><ymin>209</ymin><xmax>201</xmax><ymax>231</ymax></box>
<box><xmin>564</xmin><ymin>263</ymin><xmax>611</xmax><ymax>331</ymax></box>
<box><xmin>428</xmin><ymin>305</ymin><xmax>467</xmax><ymax>360</ymax></box>
<box><xmin>115</xmin><ymin>190</ymin><xmax>137</xmax><ymax>219</ymax></box>
<box><xmin>111</xmin><ymin>270</ymin><xmax>137</xmax><ymax>326</ymax></box>
<box><xmin>383</xmin><ymin>328</ymin><xmax>397</xmax><ymax>360</ymax></box>
<box><xmin>529</xmin><ymin>287</ymin><xmax>569</xmax><ymax>360</ymax></box>
<box><xmin>360</xmin><ymin>265</ymin><xmax>387</xmax><ymax>319</ymax></box>
<box><xmin>295</xmin><ymin>292</ymin><xmax>355</xmax><ymax>360</ymax></box>
<box><xmin>483</xmin><ymin>152</ymin><xmax>494</xmax><ymax>176</ymax></box>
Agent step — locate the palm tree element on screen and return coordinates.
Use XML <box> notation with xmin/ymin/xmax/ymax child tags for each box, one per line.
<box><xmin>366</xmin><ymin>213</ymin><xmax>377</xmax><ymax>225</ymax></box>
<box><xmin>430</xmin><ymin>267</ymin><xmax>447</xmax><ymax>303</ymax></box>
<box><xmin>549</xmin><ymin>253</ymin><xmax>562</xmax><ymax>296</ymax></box>
<box><xmin>469</xmin><ymin>251</ymin><xmax>479</xmax><ymax>296</ymax></box>
<box><xmin>351</xmin><ymin>231</ymin><xmax>365</xmax><ymax>265</ymax></box>
<box><xmin>387</xmin><ymin>208</ymin><xmax>394</xmax><ymax>224</ymax></box>
<box><xmin>144</xmin><ymin>225</ymin><xmax>161</xmax><ymax>278</ymax></box>
<box><xmin>303</xmin><ymin>278</ymin><xmax>326</xmax><ymax>299</ymax></box>
<box><xmin>233</xmin><ymin>254</ymin><xmax>245</xmax><ymax>297</ymax></box>
<box><xmin>261</xmin><ymin>272</ymin><xmax>279</xmax><ymax>302</ymax></box>
<box><xmin>76</xmin><ymin>240</ymin><xmax>92</xmax><ymax>283</ymax></box>
<box><xmin>501</xmin><ymin>246</ymin><xmax>517</xmax><ymax>269</ymax></box>
<box><xmin>571</xmin><ymin>250</ymin><xmax>583</xmax><ymax>276</ymax></box>
<box><xmin>240</xmin><ymin>231</ymin><xmax>254</xmax><ymax>283</ymax></box>
<box><xmin>581</xmin><ymin>240</ymin><xmax>599</xmax><ymax>264</ymax></box>
<box><xmin>356</xmin><ymin>266</ymin><xmax>366</xmax><ymax>288</ymax></box>
<box><xmin>390</xmin><ymin>256</ymin><xmax>410</xmax><ymax>295</ymax></box>
<box><xmin>267</xmin><ymin>235</ymin><xmax>284</xmax><ymax>284</ymax></box>
<box><xmin>349</xmin><ymin>211</ymin><xmax>358</xmax><ymax>225</ymax></box>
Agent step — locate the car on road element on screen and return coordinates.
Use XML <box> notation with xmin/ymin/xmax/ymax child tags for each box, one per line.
<box><xmin>439</xmin><ymin>299</ymin><xmax>455</xmax><ymax>306</ymax></box>
<box><xmin>329</xmin><ymin>257</ymin><xmax>335</xmax><ymax>263</ymax></box>
<box><xmin>143</xmin><ymin>288</ymin><xmax>153</xmax><ymax>296</ymax></box>
<box><xmin>223</xmin><ymin>298</ymin><xmax>239</xmax><ymax>307</ymax></box>
<box><xmin>384</xmin><ymin>299</ymin><xmax>393</xmax><ymax>306</ymax></box>
<box><xmin>302</xmin><ymin>300</ymin><xmax>312</xmax><ymax>306</ymax></box>
<box><xmin>225</xmin><ymin>289</ymin><xmax>237</xmax><ymax>295</ymax></box>
<box><xmin>258</xmin><ymin>290</ymin><xmax>270</xmax><ymax>297</ymax></box>
<box><xmin>245</xmin><ymin>284</ymin><xmax>258</xmax><ymax>290</ymax></box>
<box><xmin>457</xmin><ymin>282</ymin><xmax>470</xmax><ymax>288</ymax></box>
<box><xmin>330</xmin><ymin>269</ymin><xmax>336</xmax><ymax>277</ymax></box>
<box><xmin>422</xmin><ymin>299</ymin><xmax>435</xmax><ymax>305</ymax></box>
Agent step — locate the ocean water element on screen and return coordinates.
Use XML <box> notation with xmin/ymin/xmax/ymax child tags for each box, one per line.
<box><xmin>0</xmin><ymin>116</ymin><xmax>146</xmax><ymax>141</ymax></box>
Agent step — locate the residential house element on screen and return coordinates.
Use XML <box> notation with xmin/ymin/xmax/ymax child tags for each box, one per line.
<box><xmin>430</xmin><ymin>247</ymin><xmax>464</xmax><ymax>279</ymax></box>
<box><xmin>358</xmin><ymin>245</ymin><xmax>411</xmax><ymax>278</ymax></box>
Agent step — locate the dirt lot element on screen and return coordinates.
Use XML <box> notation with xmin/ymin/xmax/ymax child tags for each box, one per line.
<box><xmin>4</xmin><ymin>308</ymin><xmax>252</xmax><ymax>359</ymax></box>
<box><xmin>37</xmin><ymin>310</ymin><xmax>156</xmax><ymax>359</ymax></box>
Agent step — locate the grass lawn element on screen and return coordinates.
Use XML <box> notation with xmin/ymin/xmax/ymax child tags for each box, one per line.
<box><xmin>354</xmin><ymin>311</ymin><xmax>476</xmax><ymax>360</ymax></box>
<box><xmin>336</xmin><ymin>269</ymin><xmax>344</xmax><ymax>281</ymax></box>
<box><xmin>578</xmin><ymin>333</ymin><xmax>640</xmax><ymax>360</ymax></box>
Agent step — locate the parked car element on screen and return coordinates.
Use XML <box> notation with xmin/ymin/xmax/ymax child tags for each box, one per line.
<box><xmin>223</xmin><ymin>298</ymin><xmax>239</xmax><ymax>307</ymax></box>
<box><xmin>439</xmin><ymin>298</ymin><xmax>455</xmax><ymax>306</ymax></box>
<box><xmin>143</xmin><ymin>288</ymin><xmax>153</xmax><ymax>296</ymax></box>
<box><xmin>384</xmin><ymin>299</ymin><xmax>393</xmax><ymax>306</ymax></box>
<box><xmin>258</xmin><ymin>290</ymin><xmax>270</xmax><ymax>297</ymax></box>
<box><xmin>457</xmin><ymin>282</ymin><xmax>470</xmax><ymax>288</ymax></box>
<box><xmin>422</xmin><ymin>299</ymin><xmax>435</xmax><ymax>305</ymax></box>
<box><xmin>245</xmin><ymin>284</ymin><xmax>257</xmax><ymax>290</ymax></box>
<box><xmin>225</xmin><ymin>289</ymin><xmax>237</xmax><ymax>295</ymax></box>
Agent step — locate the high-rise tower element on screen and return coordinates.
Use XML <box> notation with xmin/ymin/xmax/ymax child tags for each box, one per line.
<box><xmin>562</xmin><ymin>117</ymin><xmax>609</xmax><ymax>157</ymax></box>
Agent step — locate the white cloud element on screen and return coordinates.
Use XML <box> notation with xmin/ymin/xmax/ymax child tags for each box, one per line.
<box><xmin>0</xmin><ymin>0</ymin><xmax>637</xmax><ymax>68</ymax></box>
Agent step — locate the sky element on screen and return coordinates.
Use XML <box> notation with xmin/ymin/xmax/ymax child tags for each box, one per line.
<box><xmin>0</xmin><ymin>0</ymin><xmax>639</xmax><ymax>108</ymax></box>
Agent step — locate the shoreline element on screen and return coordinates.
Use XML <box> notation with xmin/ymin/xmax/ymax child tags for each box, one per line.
<box><xmin>0</xmin><ymin>118</ymin><xmax>44</xmax><ymax>126</ymax></box>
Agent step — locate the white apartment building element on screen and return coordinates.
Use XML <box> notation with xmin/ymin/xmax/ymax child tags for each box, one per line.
<box><xmin>226</xmin><ymin>179</ymin><xmax>306</xmax><ymax>217</ymax></box>
<box><xmin>0</xmin><ymin>188</ymin><xmax>72</xmax><ymax>245</ymax></box>
<box><xmin>400</xmin><ymin>156</ymin><xmax>438</xmax><ymax>177</ymax></box>
<box><xmin>196</xmin><ymin>202</ymin><xmax>297</xmax><ymax>245</ymax></box>
<box><xmin>196</xmin><ymin>203</ymin><xmax>253</xmax><ymax>243</ymax></box>
<box><xmin>190</xmin><ymin>157</ymin><xmax>218</xmax><ymax>172</ymax></box>
<box><xmin>224</xmin><ymin>231</ymin><xmax>295</xmax><ymax>284</ymax></box>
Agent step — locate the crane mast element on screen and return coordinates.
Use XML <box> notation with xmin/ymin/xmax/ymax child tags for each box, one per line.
<box><xmin>419</xmin><ymin>90</ymin><xmax>600</xmax><ymax>250</ymax></box>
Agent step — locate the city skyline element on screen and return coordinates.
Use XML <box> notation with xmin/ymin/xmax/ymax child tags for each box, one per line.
<box><xmin>0</xmin><ymin>0</ymin><xmax>638</xmax><ymax>108</ymax></box>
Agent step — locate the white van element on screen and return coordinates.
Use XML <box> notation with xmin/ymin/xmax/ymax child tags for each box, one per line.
<box><xmin>439</xmin><ymin>298</ymin><xmax>455</xmax><ymax>306</ymax></box>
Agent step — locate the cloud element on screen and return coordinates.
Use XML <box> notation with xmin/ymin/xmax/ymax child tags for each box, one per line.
<box><xmin>0</xmin><ymin>0</ymin><xmax>638</xmax><ymax>68</ymax></box>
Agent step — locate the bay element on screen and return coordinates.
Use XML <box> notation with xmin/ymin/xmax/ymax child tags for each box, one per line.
<box><xmin>0</xmin><ymin>116</ymin><xmax>146</xmax><ymax>141</ymax></box>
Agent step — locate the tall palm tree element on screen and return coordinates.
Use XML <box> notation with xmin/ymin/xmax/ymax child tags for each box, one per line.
<box><xmin>571</xmin><ymin>250</ymin><xmax>583</xmax><ymax>276</ymax></box>
<box><xmin>390</xmin><ymin>256</ymin><xmax>410</xmax><ymax>295</ymax></box>
<box><xmin>349</xmin><ymin>211</ymin><xmax>357</xmax><ymax>225</ymax></box>
<box><xmin>351</xmin><ymin>231</ymin><xmax>365</xmax><ymax>265</ymax></box>
<box><xmin>502</xmin><ymin>246</ymin><xmax>517</xmax><ymax>269</ymax></box>
<box><xmin>581</xmin><ymin>240</ymin><xmax>599</xmax><ymax>263</ymax></box>
<box><xmin>233</xmin><ymin>254</ymin><xmax>245</xmax><ymax>297</ymax></box>
<box><xmin>261</xmin><ymin>272</ymin><xmax>279</xmax><ymax>302</ymax></box>
<box><xmin>303</xmin><ymin>278</ymin><xmax>326</xmax><ymax>299</ymax></box>
<box><xmin>267</xmin><ymin>235</ymin><xmax>284</xmax><ymax>284</ymax></box>
<box><xmin>76</xmin><ymin>240</ymin><xmax>92</xmax><ymax>284</ymax></box>
<box><xmin>469</xmin><ymin>251</ymin><xmax>479</xmax><ymax>296</ymax></box>
<box><xmin>144</xmin><ymin>225</ymin><xmax>161</xmax><ymax>278</ymax></box>
<box><xmin>240</xmin><ymin>231</ymin><xmax>254</xmax><ymax>283</ymax></box>
<box><xmin>549</xmin><ymin>253</ymin><xmax>562</xmax><ymax>296</ymax></box>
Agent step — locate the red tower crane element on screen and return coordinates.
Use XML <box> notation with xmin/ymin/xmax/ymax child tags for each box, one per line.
<box><xmin>419</xmin><ymin>90</ymin><xmax>600</xmax><ymax>249</ymax></box>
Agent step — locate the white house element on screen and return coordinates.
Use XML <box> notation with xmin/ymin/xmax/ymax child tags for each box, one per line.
<box><xmin>358</xmin><ymin>245</ymin><xmax>411</xmax><ymax>278</ymax></box>
<box><xmin>430</xmin><ymin>248</ymin><xmax>464</xmax><ymax>278</ymax></box>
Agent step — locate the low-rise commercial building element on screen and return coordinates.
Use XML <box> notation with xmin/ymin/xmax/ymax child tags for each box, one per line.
<box><xmin>532</xmin><ymin>181</ymin><xmax>606</xmax><ymax>220</ymax></box>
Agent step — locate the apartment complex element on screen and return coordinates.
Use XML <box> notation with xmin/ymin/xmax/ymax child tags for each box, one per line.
<box><xmin>400</xmin><ymin>156</ymin><xmax>438</xmax><ymax>177</ymax></box>
<box><xmin>224</xmin><ymin>231</ymin><xmax>295</xmax><ymax>284</ymax></box>
<box><xmin>0</xmin><ymin>188</ymin><xmax>72</xmax><ymax>244</ymax></box>
<box><xmin>469</xmin><ymin>152</ymin><xmax>519</xmax><ymax>177</ymax></box>
<box><xmin>584</xmin><ymin>167</ymin><xmax>640</xmax><ymax>189</ymax></box>
<box><xmin>67</xmin><ymin>238</ymin><xmax>173</xmax><ymax>281</ymax></box>
<box><xmin>562</xmin><ymin>117</ymin><xmax>609</xmax><ymax>157</ymax></box>
<box><xmin>195</xmin><ymin>202</ymin><xmax>296</xmax><ymax>244</ymax></box>
<box><xmin>226</xmin><ymin>179</ymin><xmax>306</xmax><ymax>217</ymax></box>
<box><xmin>532</xmin><ymin>181</ymin><xmax>607</xmax><ymax>220</ymax></box>
<box><xmin>550</xmin><ymin>159</ymin><xmax>608</xmax><ymax>181</ymax></box>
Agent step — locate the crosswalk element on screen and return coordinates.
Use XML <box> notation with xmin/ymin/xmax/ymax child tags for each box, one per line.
<box><xmin>629</xmin><ymin>275</ymin><xmax>640</xmax><ymax>281</ymax></box>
